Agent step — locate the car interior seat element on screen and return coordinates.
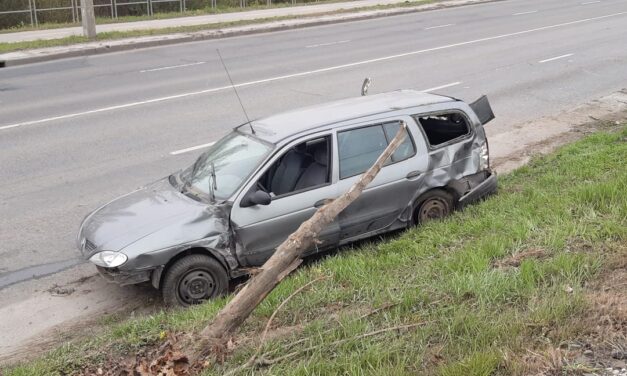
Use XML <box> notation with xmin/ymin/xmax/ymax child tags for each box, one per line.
<box><xmin>269</xmin><ymin>144</ymin><xmax>312</xmax><ymax>195</ymax></box>
<box><xmin>294</xmin><ymin>144</ymin><xmax>328</xmax><ymax>191</ymax></box>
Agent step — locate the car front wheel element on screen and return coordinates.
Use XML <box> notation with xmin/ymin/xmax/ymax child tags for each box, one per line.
<box><xmin>161</xmin><ymin>254</ymin><xmax>228</xmax><ymax>307</ymax></box>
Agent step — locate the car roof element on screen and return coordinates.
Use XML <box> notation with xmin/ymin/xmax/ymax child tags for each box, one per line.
<box><xmin>240</xmin><ymin>89</ymin><xmax>455</xmax><ymax>143</ymax></box>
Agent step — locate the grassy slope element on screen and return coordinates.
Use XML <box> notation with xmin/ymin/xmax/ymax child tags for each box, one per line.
<box><xmin>5</xmin><ymin>124</ymin><xmax>626</xmax><ymax>375</ymax></box>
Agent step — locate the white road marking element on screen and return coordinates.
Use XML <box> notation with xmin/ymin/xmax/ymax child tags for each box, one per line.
<box><xmin>421</xmin><ymin>81</ymin><xmax>462</xmax><ymax>92</ymax></box>
<box><xmin>513</xmin><ymin>10</ymin><xmax>538</xmax><ymax>16</ymax></box>
<box><xmin>140</xmin><ymin>61</ymin><xmax>206</xmax><ymax>73</ymax></box>
<box><xmin>581</xmin><ymin>1</ymin><xmax>601</xmax><ymax>4</ymax></box>
<box><xmin>539</xmin><ymin>53</ymin><xmax>574</xmax><ymax>63</ymax></box>
<box><xmin>424</xmin><ymin>23</ymin><xmax>455</xmax><ymax>30</ymax></box>
<box><xmin>305</xmin><ymin>40</ymin><xmax>351</xmax><ymax>48</ymax></box>
<box><xmin>0</xmin><ymin>124</ymin><xmax>20</xmax><ymax>131</ymax></box>
<box><xmin>170</xmin><ymin>141</ymin><xmax>216</xmax><ymax>155</ymax></box>
<box><xmin>2</xmin><ymin>10</ymin><xmax>626</xmax><ymax>132</ymax></box>
<box><xmin>0</xmin><ymin>88</ymin><xmax>233</xmax><ymax>131</ymax></box>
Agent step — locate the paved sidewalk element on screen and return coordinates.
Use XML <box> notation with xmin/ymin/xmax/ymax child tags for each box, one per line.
<box><xmin>0</xmin><ymin>0</ymin><xmax>480</xmax><ymax>43</ymax></box>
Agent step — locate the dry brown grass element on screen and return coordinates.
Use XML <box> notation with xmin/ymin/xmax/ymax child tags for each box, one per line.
<box><xmin>493</xmin><ymin>248</ymin><xmax>550</xmax><ymax>269</ymax></box>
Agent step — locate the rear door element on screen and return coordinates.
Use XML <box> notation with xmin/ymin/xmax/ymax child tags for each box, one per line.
<box><xmin>335</xmin><ymin>116</ymin><xmax>429</xmax><ymax>242</ymax></box>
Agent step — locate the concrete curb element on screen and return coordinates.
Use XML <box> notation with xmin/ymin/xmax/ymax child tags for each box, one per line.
<box><xmin>0</xmin><ymin>0</ymin><xmax>498</xmax><ymax>67</ymax></box>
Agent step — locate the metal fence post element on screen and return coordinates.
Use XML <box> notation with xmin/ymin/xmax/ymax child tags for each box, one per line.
<box><xmin>113</xmin><ymin>0</ymin><xmax>117</xmax><ymax>18</ymax></box>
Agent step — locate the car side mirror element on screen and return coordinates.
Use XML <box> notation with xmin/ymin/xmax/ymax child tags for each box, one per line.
<box><xmin>242</xmin><ymin>190</ymin><xmax>272</xmax><ymax>207</ymax></box>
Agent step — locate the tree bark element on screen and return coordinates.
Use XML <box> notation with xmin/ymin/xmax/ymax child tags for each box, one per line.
<box><xmin>198</xmin><ymin>122</ymin><xmax>408</xmax><ymax>348</ymax></box>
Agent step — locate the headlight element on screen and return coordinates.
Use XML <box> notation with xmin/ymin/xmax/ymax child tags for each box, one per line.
<box><xmin>89</xmin><ymin>251</ymin><xmax>128</xmax><ymax>268</ymax></box>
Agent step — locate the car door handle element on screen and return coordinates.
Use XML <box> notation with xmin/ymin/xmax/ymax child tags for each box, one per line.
<box><xmin>314</xmin><ymin>199</ymin><xmax>333</xmax><ymax>208</ymax></box>
<box><xmin>406</xmin><ymin>170</ymin><xmax>421</xmax><ymax>179</ymax></box>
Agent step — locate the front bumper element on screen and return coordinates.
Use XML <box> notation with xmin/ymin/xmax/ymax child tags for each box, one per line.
<box><xmin>96</xmin><ymin>266</ymin><xmax>152</xmax><ymax>286</ymax></box>
<box><xmin>458</xmin><ymin>171</ymin><xmax>498</xmax><ymax>207</ymax></box>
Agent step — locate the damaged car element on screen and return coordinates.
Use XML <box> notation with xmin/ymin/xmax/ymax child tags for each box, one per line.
<box><xmin>77</xmin><ymin>89</ymin><xmax>497</xmax><ymax>306</ymax></box>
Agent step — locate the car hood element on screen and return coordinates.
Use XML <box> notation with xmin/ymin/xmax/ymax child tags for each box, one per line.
<box><xmin>79</xmin><ymin>178</ymin><xmax>227</xmax><ymax>256</ymax></box>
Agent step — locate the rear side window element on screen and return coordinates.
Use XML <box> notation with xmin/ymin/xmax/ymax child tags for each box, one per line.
<box><xmin>338</xmin><ymin>122</ymin><xmax>415</xmax><ymax>179</ymax></box>
<box><xmin>414</xmin><ymin>113</ymin><xmax>470</xmax><ymax>147</ymax></box>
<box><xmin>383</xmin><ymin>122</ymin><xmax>415</xmax><ymax>163</ymax></box>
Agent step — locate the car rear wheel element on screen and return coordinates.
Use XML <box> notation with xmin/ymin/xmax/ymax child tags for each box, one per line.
<box><xmin>162</xmin><ymin>254</ymin><xmax>228</xmax><ymax>307</ymax></box>
<box><xmin>414</xmin><ymin>189</ymin><xmax>454</xmax><ymax>225</ymax></box>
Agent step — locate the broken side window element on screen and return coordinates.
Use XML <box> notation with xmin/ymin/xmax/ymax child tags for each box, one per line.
<box><xmin>414</xmin><ymin>113</ymin><xmax>470</xmax><ymax>147</ymax></box>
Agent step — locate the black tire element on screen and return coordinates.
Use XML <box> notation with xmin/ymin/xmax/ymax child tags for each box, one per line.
<box><xmin>161</xmin><ymin>254</ymin><xmax>228</xmax><ymax>307</ymax></box>
<box><xmin>414</xmin><ymin>189</ymin><xmax>454</xmax><ymax>225</ymax></box>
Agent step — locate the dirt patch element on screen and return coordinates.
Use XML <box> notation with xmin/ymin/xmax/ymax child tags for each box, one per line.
<box><xmin>493</xmin><ymin>248</ymin><xmax>549</xmax><ymax>269</ymax></box>
<box><xmin>575</xmin><ymin>244</ymin><xmax>627</xmax><ymax>371</ymax></box>
<box><xmin>0</xmin><ymin>263</ymin><xmax>160</xmax><ymax>366</ymax></box>
<box><xmin>510</xmin><ymin>243</ymin><xmax>627</xmax><ymax>375</ymax></box>
<box><xmin>47</xmin><ymin>284</ymin><xmax>76</xmax><ymax>296</ymax></box>
<box><xmin>491</xmin><ymin>90</ymin><xmax>627</xmax><ymax>174</ymax></box>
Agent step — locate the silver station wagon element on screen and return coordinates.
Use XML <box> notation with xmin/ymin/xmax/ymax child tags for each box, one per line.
<box><xmin>77</xmin><ymin>89</ymin><xmax>497</xmax><ymax>306</ymax></box>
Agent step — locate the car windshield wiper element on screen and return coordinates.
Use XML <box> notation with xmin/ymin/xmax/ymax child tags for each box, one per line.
<box><xmin>208</xmin><ymin>162</ymin><xmax>217</xmax><ymax>203</ymax></box>
<box><xmin>181</xmin><ymin>156</ymin><xmax>202</xmax><ymax>194</ymax></box>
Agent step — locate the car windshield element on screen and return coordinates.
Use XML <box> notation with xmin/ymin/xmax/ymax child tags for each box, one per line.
<box><xmin>179</xmin><ymin>132</ymin><xmax>272</xmax><ymax>202</ymax></box>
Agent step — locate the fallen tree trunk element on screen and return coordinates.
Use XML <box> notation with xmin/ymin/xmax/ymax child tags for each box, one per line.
<box><xmin>197</xmin><ymin>122</ymin><xmax>408</xmax><ymax>354</ymax></box>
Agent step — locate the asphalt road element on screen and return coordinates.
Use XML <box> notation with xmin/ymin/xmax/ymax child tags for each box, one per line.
<box><xmin>0</xmin><ymin>0</ymin><xmax>471</xmax><ymax>43</ymax></box>
<box><xmin>1</xmin><ymin>0</ymin><xmax>626</xmax><ymax>282</ymax></box>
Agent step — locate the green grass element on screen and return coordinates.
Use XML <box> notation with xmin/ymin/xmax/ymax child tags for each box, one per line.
<box><xmin>4</xmin><ymin>124</ymin><xmax>626</xmax><ymax>375</ymax></box>
<box><xmin>0</xmin><ymin>0</ymin><xmax>436</xmax><ymax>54</ymax></box>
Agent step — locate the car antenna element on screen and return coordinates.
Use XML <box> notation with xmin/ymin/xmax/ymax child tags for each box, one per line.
<box><xmin>216</xmin><ymin>49</ymin><xmax>256</xmax><ymax>135</ymax></box>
